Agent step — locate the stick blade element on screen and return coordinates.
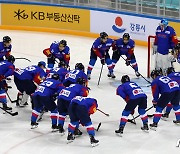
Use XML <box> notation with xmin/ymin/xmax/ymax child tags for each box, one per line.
<box><xmin>11</xmin><ymin>112</ymin><xmax>18</xmax><ymax>116</ymax></box>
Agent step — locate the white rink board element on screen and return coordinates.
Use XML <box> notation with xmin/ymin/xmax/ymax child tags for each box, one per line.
<box><xmin>90</xmin><ymin>10</ymin><xmax>160</xmax><ymax>41</ymax></box>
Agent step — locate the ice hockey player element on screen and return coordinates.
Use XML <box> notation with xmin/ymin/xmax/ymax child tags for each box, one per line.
<box><xmin>67</xmin><ymin>96</ymin><xmax>99</xmax><ymax>147</ymax></box>
<box><xmin>112</xmin><ymin>33</ymin><xmax>140</xmax><ymax>77</ymax></box>
<box><xmin>172</xmin><ymin>43</ymin><xmax>180</xmax><ymax>64</ymax></box>
<box><xmin>150</xmin><ymin>70</ymin><xmax>180</xmax><ymax>129</ymax></box>
<box><xmin>57</xmin><ymin>77</ymin><xmax>89</xmax><ymax>134</ymax></box>
<box><xmin>153</xmin><ymin>19</ymin><xmax>178</xmax><ymax>74</ymax></box>
<box><xmin>46</xmin><ymin>61</ymin><xmax>69</xmax><ymax>82</ymax></box>
<box><xmin>43</xmin><ymin>40</ymin><xmax>70</xmax><ymax>71</ymax></box>
<box><xmin>63</xmin><ymin>63</ymin><xmax>88</xmax><ymax>87</ymax></box>
<box><xmin>87</xmin><ymin>32</ymin><xmax>115</xmax><ymax>80</ymax></box>
<box><xmin>14</xmin><ymin>61</ymin><xmax>46</xmax><ymax>107</ymax></box>
<box><xmin>0</xmin><ymin>36</ymin><xmax>12</xmax><ymax>62</ymax></box>
<box><xmin>115</xmin><ymin>75</ymin><xmax>149</xmax><ymax>136</ymax></box>
<box><xmin>0</xmin><ymin>55</ymin><xmax>15</xmax><ymax>110</ymax></box>
<box><xmin>30</xmin><ymin>73</ymin><xmax>64</xmax><ymax>130</ymax></box>
<box><xmin>162</xmin><ymin>67</ymin><xmax>180</xmax><ymax>119</ymax></box>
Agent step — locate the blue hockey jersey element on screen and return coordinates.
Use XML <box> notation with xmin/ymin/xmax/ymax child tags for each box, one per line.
<box><xmin>154</xmin><ymin>26</ymin><xmax>178</xmax><ymax>55</ymax></box>
<box><xmin>0</xmin><ymin>42</ymin><xmax>12</xmax><ymax>59</ymax></box>
<box><xmin>71</xmin><ymin>96</ymin><xmax>98</xmax><ymax>115</ymax></box>
<box><xmin>58</xmin><ymin>84</ymin><xmax>88</xmax><ymax>101</ymax></box>
<box><xmin>33</xmin><ymin>78</ymin><xmax>64</xmax><ymax>96</ymax></box>
<box><xmin>47</xmin><ymin>67</ymin><xmax>68</xmax><ymax>82</ymax></box>
<box><xmin>50</xmin><ymin>42</ymin><xmax>70</xmax><ymax>64</ymax></box>
<box><xmin>63</xmin><ymin>69</ymin><xmax>88</xmax><ymax>85</ymax></box>
<box><xmin>115</xmin><ymin>38</ymin><xmax>135</xmax><ymax>59</ymax></box>
<box><xmin>116</xmin><ymin>81</ymin><xmax>147</xmax><ymax>102</ymax></box>
<box><xmin>168</xmin><ymin>72</ymin><xmax>180</xmax><ymax>85</ymax></box>
<box><xmin>151</xmin><ymin>76</ymin><xmax>179</xmax><ymax>102</ymax></box>
<box><xmin>14</xmin><ymin>65</ymin><xmax>46</xmax><ymax>84</ymax></box>
<box><xmin>0</xmin><ymin>60</ymin><xmax>14</xmax><ymax>77</ymax></box>
<box><xmin>92</xmin><ymin>38</ymin><xmax>114</xmax><ymax>59</ymax></box>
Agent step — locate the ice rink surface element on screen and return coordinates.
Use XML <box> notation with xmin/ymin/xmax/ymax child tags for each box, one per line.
<box><xmin>0</xmin><ymin>30</ymin><xmax>179</xmax><ymax>154</ymax></box>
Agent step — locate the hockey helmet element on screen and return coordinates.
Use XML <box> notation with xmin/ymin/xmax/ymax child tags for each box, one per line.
<box><xmin>100</xmin><ymin>32</ymin><xmax>108</xmax><ymax>39</ymax></box>
<box><xmin>159</xmin><ymin>19</ymin><xmax>168</xmax><ymax>27</ymax></box>
<box><xmin>59</xmin><ymin>40</ymin><xmax>67</xmax><ymax>47</ymax></box>
<box><xmin>150</xmin><ymin>70</ymin><xmax>161</xmax><ymax>79</ymax></box>
<box><xmin>76</xmin><ymin>77</ymin><xmax>86</xmax><ymax>85</ymax></box>
<box><xmin>38</xmin><ymin>61</ymin><xmax>46</xmax><ymax>68</ymax></box>
<box><xmin>52</xmin><ymin>73</ymin><xmax>60</xmax><ymax>80</ymax></box>
<box><xmin>123</xmin><ymin>33</ymin><xmax>130</xmax><ymax>40</ymax></box>
<box><xmin>75</xmin><ymin>63</ymin><xmax>84</xmax><ymax>71</ymax></box>
<box><xmin>167</xmin><ymin>67</ymin><xmax>175</xmax><ymax>75</ymax></box>
<box><xmin>7</xmin><ymin>55</ymin><xmax>15</xmax><ymax>63</ymax></box>
<box><xmin>3</xmin><ymin>36</ymin><xmax>11</xmax><ymax>43</ymax></box>
<box><xmin>121</xmin><ymin>75</ymin><xmax>130</xmax><ymax>83</ymax></box>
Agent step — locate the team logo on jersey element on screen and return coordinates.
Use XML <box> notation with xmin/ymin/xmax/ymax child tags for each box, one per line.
<box><xmin>112</xmin><ymin>16</ymin><xmax>126</xmax><ymax>33</ymax></box>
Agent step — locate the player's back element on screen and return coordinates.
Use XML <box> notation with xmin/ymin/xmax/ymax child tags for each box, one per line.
<box><xmin>168</xmin><ymin>72</ymin><xmax>180</xmax><ymax>85</ymax></box>
<box><xmin>58</xmin><ymin>84</ymin><xmax>88</xmax><ymax>101</ymax></box>
<box><xmin>34</xmin><ymin>78</ymin><xmax>63</xmax><ymax>96</ymax></box>
<box><xmin>48</xmin><ymin>67</ymin><xmax>68</xmax><ymax>82</ymax></box>
<box><xmin>14</xmin><ymin>65</ymin><xmax>45</xmax><ymax>81</ymax></box>
<box><xmin>71</xmin><ymin>96</ymin><xmax>97</xmax><ymax>110</ymax></box>
<box><xmin>152</xmin><ymin>76</ymin><xmax>179</xmax><ymax>93</ymax></box>
<box><xmin>64</xmin><ymin>69</ymin><xmax>87</xmax><ymax>83</ymax></box>
<box><xmin>0</xmin><ymin>61</ymin><xmax>14</xmax><ymax>75</ymax></box>
<box><xmin>117</xmin><ymin>81</ymin><xmax>147</xmax><ymax>100</ymax></box>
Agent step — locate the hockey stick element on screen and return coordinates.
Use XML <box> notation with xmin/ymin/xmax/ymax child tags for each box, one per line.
<box><xmin>97</xmin><ymin>108</ymin><xmax>110</xmax><ymax>116</ymax></box>
<box><xmin>127</xmin><ymin>106</ymin><xmax>153</xmax><ymax>124</ymax></box>
<box><xmin>120</xmin><ymin>55</ymin><xmax>151</xmax><ymax>84</ymax></box>
<box><xmin>15</xmin><ymin>58</ymin><xmax>31</xmax><ymax>62</ymax></box>
<box><xmin>97</xmin><ymin>64</ymin><xmax>104</xmax><ymax>86</ymax></box>
<box><xmin>96</xmin><ymin>122</ymin><xmax>102</xmax><ymax>131</ymax></box>
<box><xmin>37</xmin><ymin>110</ymin><xmax>46</xmax><ymax>122</ymax></box>
<box><xmin>0</xmin><ymin>106</ymin><xmax>18</xmax><ymax>116</ymax></box>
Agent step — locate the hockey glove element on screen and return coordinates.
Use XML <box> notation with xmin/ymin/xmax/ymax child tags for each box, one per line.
<box><xmin>101</xmin><ymin>58</ymin><xmax>105</xmax><ymax>65</ymax></box>
<box><xmin>125</xmin><ymin>59</ymin><xmax>131</xmax><ymax>66</ymax></box>
<box><xmin>152</xmin><ymin>100</ymin><xmax>157</xmax><ymax>108</ymax></box>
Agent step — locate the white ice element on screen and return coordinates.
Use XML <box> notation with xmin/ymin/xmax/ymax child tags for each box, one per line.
<box><xmin>0</xmin><ymin>30</ymin><xmax>179</xmax><ymax>154</ymax></box>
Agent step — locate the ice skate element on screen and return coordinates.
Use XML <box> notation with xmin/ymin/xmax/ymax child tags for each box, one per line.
<box><xmin>173</xmin><ymin>120</ymin><xmax>180</xmax><ymax>125</ymax></box>
<box><xmin>31</xmin><ymin>121</ymin><xmax>38</xmax><ymax>129</ymax></box>
<box><xmin>115</xmin><ymin>126</ymin><xmax>124</xmax><ymax>137</ymax></box>
<box><xmin>74</xmin><ymin>128</ymin><xmax>83</xmax><ymax>137</ymax></box>
<box><xmin>149</xmin><ymin>123</ymin><xmax>158</xmax><ymax>131</ymax></box>
<box><xmin>51</xmin><ymin>124</ymin><xmax>59</xmax><ymax>132</ymax></box>
<box><xmin>107</xmin><ymin>72</ymin><xmax>116</xmax><ymax>78</ymax></box>
<box><xmin>3</xmin><ymin>103</ymin><xmax>12</xmax><ymax>111</ymax></box>
<box><xmin>141</xmin><ymin>123</ymin><xmax>149</xmax><ymax>133</ymax></box>
<box><xmin>90</xmin><ymin>135</ymin><xmax>99</xmax><ymax>147</ymax></box>
<box><xmin>161</xmin><ymin>112</ymin><xmax>169</xmax><ymax>121</ymax></box>
<box><xmin>67</xmin><ymin>132</ymin><xmax>75</xmax><ymax>144</ymax></box>
<box><xmin>58</xmin><ymin>124</ymin><xmax>65</xmax><ymax>135</ymax></box>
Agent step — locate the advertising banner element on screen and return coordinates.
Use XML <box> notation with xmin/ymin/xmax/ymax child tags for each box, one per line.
<box><xmin>90</xmin><ymin>10</ymin><xmax>160</xmax><ymax>41</ymax></box>
<box><xmin>169</xmin><ymin>22</ymin><xmax>180</xmax><ymax>36</ymax></box>
<box><xmin>1</xmin><ymin>4</ymin><xmax>90</xmax><ymax>31</ymax></box>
